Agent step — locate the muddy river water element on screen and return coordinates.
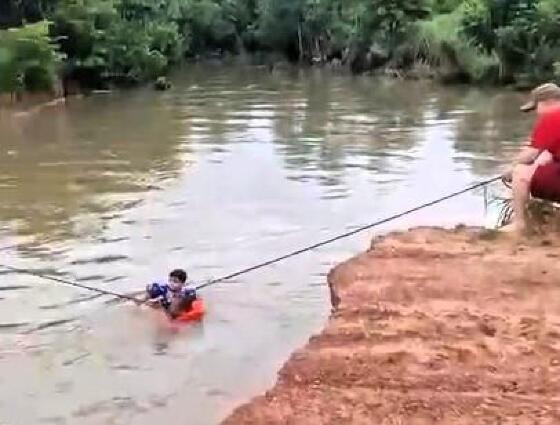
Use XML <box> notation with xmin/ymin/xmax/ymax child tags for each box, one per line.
<box><xmin>0</xmin><ymin>65</ymin><xmax>533</xmax><ymax>424</ymax></box>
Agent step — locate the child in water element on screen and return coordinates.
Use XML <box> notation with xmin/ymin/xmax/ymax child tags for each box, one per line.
<box><xmin>144</xmin><ymin>269</ymin><xmax>197</xmax><ymax>319</ymax></box>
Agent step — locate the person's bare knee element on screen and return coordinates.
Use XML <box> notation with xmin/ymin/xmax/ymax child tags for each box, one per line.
<box><xmin>535</xmin><ymin>151</ymin><xmax>553</xmax><ymax>167</ymax></box>
<box><xmin>511</xmin><ymin>164</ymin><xmax>535</xmax><ymax>231</ymax></box>
<box><xmin>512</xmin><ymin>164</ymin><xmax>535</xmax><ymax>189</ymax></box>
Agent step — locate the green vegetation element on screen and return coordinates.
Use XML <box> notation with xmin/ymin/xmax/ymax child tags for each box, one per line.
<box><xmin>0</xmin><ymin>21</ymin><xmax>61</xmax><ymax>94</ymax></box>
<box><xmin>414</xmin><ymin>9</ymin><xmax>500</xmax><ymax>83</ymax></box>
<box><xmin>1</xmin><ymin>0</ymin><xmax>560</xmax><ymax>94</ymax></box>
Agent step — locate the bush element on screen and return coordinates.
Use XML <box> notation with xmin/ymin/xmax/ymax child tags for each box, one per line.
<box><xmin>431</xmin><ymin>0</ymin><xmax>463</xmax><ymax>14</ymax></box>
<box><xmin>537</xmin><ymin>0</ymin><xmax>560</xmax><ymax>43</ymax></box>
<box><xmin>99</xmin><ymin>20</ymin><xmax>166</xmax><ymax>80</ymax></box>
<box><xmin>459</xmin><ymin>0</ymin><xmax>557</xmax><ymax>82</ymax></box>
<box><xmin>5</xmin><ymin>0</ymin><xmax>560</xmax><ymax>91</ymax></box>
<box><xmin>0</xmin><ymin>21</ymin><xmax>61</xmax><ymax>93</ymax></box>
<box><xmin>179</xmin><ymin>0</ymin><xmax>239</xmax><ymax>54</ymax></box>
<box><xmin>255</xmin><ymin>0</ymin><xmax>305</xmax><ymax>54</ymax></box>
<box><xmin>415</xmin><ymin>10</ymin><xmax>499</xmax><ymax>82</ymax></box>
<box><xmin>51</xmin><ymin>0</ymin><xmax>184</xmax><ymax>86</ymax></box>
<box><xmin>553</xmin><ymin>61</ymin><xmax>560</xmax><ymax>80</ymax></box>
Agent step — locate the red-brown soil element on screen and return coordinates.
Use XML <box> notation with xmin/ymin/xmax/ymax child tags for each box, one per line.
<box><xmin>223</xmin><ymin>227</ymin><xmax>560</xmax><ymax>424</ymax></box>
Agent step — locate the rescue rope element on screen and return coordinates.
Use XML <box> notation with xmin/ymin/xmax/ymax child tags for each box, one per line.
<box><xmin>0</xmin><ymin>175</ymin><xmax>502</xmax><ymax>300</ymax></box>
<box><xmin>194</xmin><ymin>175</ymin><xmax>502</xmax><ymax>290</ymax></box>
<box><xmin>0</xmin><ymin>264</ymin><xmax>142</xmax><ymax>302</ymax></box>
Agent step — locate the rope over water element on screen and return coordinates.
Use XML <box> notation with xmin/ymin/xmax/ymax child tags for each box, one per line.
<box><xmin>0</xmin><ymin>264</ymin><xmax>141</xmax><ymax>302</ymax></box>
<box><xmin>0</xmin><ymin>175</ymin><xmax>502</xmax><ymax>300</ymax></box>
<box><xmin>195</xmin><ymin>175</ymin><xmax>501</xmax><ymax>290</ymax></box>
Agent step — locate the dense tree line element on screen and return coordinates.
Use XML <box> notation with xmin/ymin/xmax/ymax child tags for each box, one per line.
<box><xmin>1</xmin><ymin>0</ymin><xmax>560</xmax><ymax>94</ymax></box>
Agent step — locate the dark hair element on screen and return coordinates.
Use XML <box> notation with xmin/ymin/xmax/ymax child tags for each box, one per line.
<box><xmin>169</xmin><ymin>269</ymin><xmax>187</xmax><ymax>283</ymax></box>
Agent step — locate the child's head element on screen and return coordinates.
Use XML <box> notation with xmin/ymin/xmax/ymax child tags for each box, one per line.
<box><xmin>168</xmin><ymin>268</ymin><xmax>187</xmax><ymax>291</ymax></box>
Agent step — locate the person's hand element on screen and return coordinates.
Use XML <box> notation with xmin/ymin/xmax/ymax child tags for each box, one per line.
<box><xmin>502</xmin><ymin>168</ymin><xmax>513</xmax><ymax>184</ymax></box>
<box><xmin>145</xmin><ymin>298</ymin><xmax>161</xmax><ymax>308</ymax></box>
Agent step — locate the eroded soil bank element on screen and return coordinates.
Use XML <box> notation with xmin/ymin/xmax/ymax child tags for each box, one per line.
<box><xmin>223</xmin><ymin>227</ymin><xmax>560</xmax><ymax>424</ymax></box>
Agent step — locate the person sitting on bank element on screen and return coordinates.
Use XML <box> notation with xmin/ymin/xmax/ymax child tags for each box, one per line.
<box><xmin>144</xmin><ymin>268</ymin><xmax>197</xmax><ymax>319</ymax></box>
<box><xmin>503</xmin><ymin>82</ymin><xmax>560</xmax><ymax>232</ymax></box>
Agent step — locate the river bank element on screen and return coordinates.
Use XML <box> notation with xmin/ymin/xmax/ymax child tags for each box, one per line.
<box><xmin>223</xmin><ymin>226</ymin><xmax>560</xmax><ymax>424</ymax></box>
<box><xmin>5</xmin><ymin>1</ymin><xmax>560</xmax><ymax>101</ymax></box>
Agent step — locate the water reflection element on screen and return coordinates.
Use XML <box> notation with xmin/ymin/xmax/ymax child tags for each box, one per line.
<box><xmin>451</xmin><ymin>89</ymin><xmax>529</xmax><ymax>176</ymax></box>
<box><xmin>0</xmin><ymin>91</ymin><xmax>186</xmax><ymax>245</ymax></box>
<box><xmin>0</xmin><ymin>70</ymin><xmax>535</xmax><ymax>250</ymax></box>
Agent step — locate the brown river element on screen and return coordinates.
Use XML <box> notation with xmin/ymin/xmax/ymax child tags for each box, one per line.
<box><xmin>0</xmin><ymin>65</ymin><xmax>533</xmax><ymax>424</ymax></box>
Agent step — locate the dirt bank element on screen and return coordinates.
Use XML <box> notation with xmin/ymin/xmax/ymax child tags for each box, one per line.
<box><xmin>223</xmin><ymin>227</ymin><xmax>560</xmax><ymax>424</ymax></box>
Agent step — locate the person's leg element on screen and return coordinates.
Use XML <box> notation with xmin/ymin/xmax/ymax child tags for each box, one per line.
<box><xmin>512</xmin><ymin>163</ymin><xmax>539</xmax><ymax>232</ymax></box>
<box><xmin>509</xmin><ymin>152</ymin><xmax>553</xmax><ymax>232</ymax></box>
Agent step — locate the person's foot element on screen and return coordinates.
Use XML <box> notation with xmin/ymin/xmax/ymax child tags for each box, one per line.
<box><xmin>499</xmin><ymin>223</ymin><xmax>517</xmax><ymax>232</ymax></box>
<box><xmin>499</xmin><ymin>221</ymin><xmax>527</xmax><ymax>236</ymax></box>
